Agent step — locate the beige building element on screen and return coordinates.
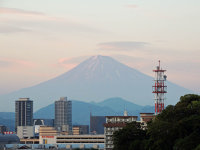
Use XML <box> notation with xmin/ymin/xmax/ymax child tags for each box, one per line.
<box><xmin>104</xmin><ymin>115</ymin><xmax>138</xmax><ymax>150</ymax></box>
<box><xmin>72</xmin><ymin>126</ymin><xmax>80</xmax><ymax>135</ymax></box>
<box><xmin>39</xmin><ymin>126</ymin><xmax>104</xmax><ymax>147</ymax></box>
<box><xmin>140</xmin><ymin>113</ymin><xmax>154</xmax><ymax>129</ymax></box>
<box><xmin>73</xmin><ymin>125</ymin><xmax>89</xmax><ymax>135</ymax></box>
<box><xmin>20</xmin><ymin>138</ymin><xmax>39</xmax><ymax>144</ymax></box>
<box><xmin>56</xmin><ymin>134</ymin><xmax>104</xmax><ymax>144</ymax></box>
<box><xmin>39</xmin><ymin>126</ymin><xmax>58</xmax><ymax>144</ymax></box>
<box><xmin>17</xmin><ymin>126</ymin><xmax>34</xmax><ymax>139</ymax></box>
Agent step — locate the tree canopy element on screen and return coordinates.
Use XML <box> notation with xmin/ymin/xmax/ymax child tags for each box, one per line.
<box><xmin>113</xmin><ymin>94</ymin><xmax>200</xmax><ymax>150</ymax></box>
<box><xmin>113</xmin><ymin>122</ymin><xmax>147</xmax><ymax>150</ymax></box>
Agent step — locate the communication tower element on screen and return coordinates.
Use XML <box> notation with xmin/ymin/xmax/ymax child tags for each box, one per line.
<box><xmin>152</xmin><ymin>60</ymin><xmax>167</xmax><ymax>115</ymax></box>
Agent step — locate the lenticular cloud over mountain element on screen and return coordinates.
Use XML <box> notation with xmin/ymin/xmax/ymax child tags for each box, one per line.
<box><xmin>0</xmin><ymin>55</ymin><xmax>192</xmax><ymax>112</ymax></box>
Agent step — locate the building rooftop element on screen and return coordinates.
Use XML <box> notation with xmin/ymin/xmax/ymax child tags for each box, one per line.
<box><xmin>0</xmin><ymin>135</ymin><xmax>20</xmax><ymax>144</ymax></box>
<box><xmin>60</xmin><ymin>97</ymin><xmax>67</xmax><ymax>101</ymax></box>
<box><xmin>17</xmin><ymin>98</ymin><xmax>31</xmax><ymax>101</ymax></box>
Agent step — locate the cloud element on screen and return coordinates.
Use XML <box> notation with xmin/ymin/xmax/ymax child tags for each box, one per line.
<box><xmin>125</xmin><ymin>5</ymin><xmax>138</xmax><ymax>9</ymax></box>
<box><xmin>111</xmin><ymin>54</ymin><xmax>152</xmax><ymax>71</ymax></box>
<box><xmin>53</xmin><ymin>56</ymin><xmax>90</xmax><ymax>70</ymax></box>
<box><xmin>0</xmin><ymin>24</ymin><xmax>29</xmax><ymax>33</ymax></box>
<box><xmin>0</xmin><ymin>7</ymin><xmax>45</xmax><ymax>34</ymax></box>
<box><xmin>0</xmin><ymin>58</ymin><xmax>36</xmax><ymax>69</ymax></box>
<box><xmin>97</xmin><ymin>41</ymin><xmax>149</xmax><ymax>51</ymax></box>
<box><xmin>0</xmin><ymin>7</ymin><xmax>45</xmax><ymax>16</ymax></box>
<box><xmin>58</xmin><ymin>58</ymin><xmax>78</xmax><ymax>69</ymax></box>
<box><xmin>0</xmin><ymin>60</ymin><xmax>12</xmax><ymax>67</ymax></box>
<box><xmin>0</xmin><ymin>7</ymin><xmax>106</xmax><ymax>35</ymax></box>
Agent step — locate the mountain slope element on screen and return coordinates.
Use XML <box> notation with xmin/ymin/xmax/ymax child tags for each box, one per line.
<box><xmin>34</xmin><ymin>98</ymin><xmax>154</xmax><ymax>125</ymax></box>
<box><xmin>0</xmin><ymin>98</ymin><xmax>154</xmax><ymax>131</ymax></box>
<box><xmin>0</xmin><ymin>112</ymin><xmax>15</xmax><ymax>131</ymax></box>
<box><xmin>34</xmin><ymin>99</ymin><xmax>117</xmax><ymax>125</ymax></box>
<box><xmin>97</xmin><ymin>97</ymin><xmax>143</xmax><ymax>112</ymax></box>
<box><xmin>0</xmin><ymin>55</ymin><xmax>192</xmax><ymax>112</ymax></box>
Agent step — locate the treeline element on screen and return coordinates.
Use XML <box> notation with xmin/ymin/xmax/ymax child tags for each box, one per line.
<box><xmin>113</xmin><ymin>94</ymin><xmax>200</xmax><ymax>150</ymax></box>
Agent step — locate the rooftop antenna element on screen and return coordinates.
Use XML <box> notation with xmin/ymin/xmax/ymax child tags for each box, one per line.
<box><xmin>124</xmin><ymin>105</ymin><xmax>128</xmax><ymax>116</ymax></box>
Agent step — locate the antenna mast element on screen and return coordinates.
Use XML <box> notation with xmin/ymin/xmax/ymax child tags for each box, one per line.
<box><xmin>152</xmin><ymin>60</ymin><xmax>167</xmax><ymax>115</ymax></box>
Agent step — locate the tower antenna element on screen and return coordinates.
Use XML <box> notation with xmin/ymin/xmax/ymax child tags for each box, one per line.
<box><xmin>152</xmin><ymin>61</ymin><xmax>167</xmax><ymax>115</ymax></box>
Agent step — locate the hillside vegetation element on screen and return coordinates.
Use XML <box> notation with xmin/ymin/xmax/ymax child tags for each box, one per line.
<box><xmin>113</xmin><ymin>94</ymin><xmax>200</xmax><ymax>150</ymax></box>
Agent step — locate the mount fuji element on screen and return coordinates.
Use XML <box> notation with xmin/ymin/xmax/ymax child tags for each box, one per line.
<box><xmin>0</xmin><ymin>55</ymin><xmax>192</xmax><ymax>112</ymax></box>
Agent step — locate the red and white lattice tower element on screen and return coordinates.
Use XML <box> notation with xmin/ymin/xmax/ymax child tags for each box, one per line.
<box><xmin>152</xmin><ymin>60</ymin><xmax>167</xmax><ymax>115</ymax></box>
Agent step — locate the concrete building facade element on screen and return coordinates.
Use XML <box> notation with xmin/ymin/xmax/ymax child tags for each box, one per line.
<box><xmin>33</xmin><ymin>119</ymin><xmax>54</xmax><ymax>136</ymax></box>
<box><xmin>104</xmin><ymin>115</ymin><xmax>138</xmax><ymax>150</ymax></box>
<box><xmin>17</xmin><ymin>126</ymin><xmax>34</xmax><ymax>139</ymax></box>
<box><xmin>90</xmin><ymin>115</ymin><xmax>106</xmax><ymax>134</ymax></box>
<box><xmin>39</xmin><ymin>126</ymin><xmax>104</xmax><ymax>147</ymax></box>
<box><xmin>54</xmin><ymin>97</ymin><xmax>72</xmax><ymax>133</ymax></box>
<box><xmin>140</xmin><ymin>113</ymin><xmax>154</xmax><ymax>130</ymax></box>
<box><xmin>73</xmin><ymin>125</ymin><xmax>89</xmax><ymax>135</ymax></box>
<box><xmin>40</xmin><ymin>134</ymin><xmax>104</xmax><ymax>145</ymax></box>
<box><xmin>15</xmin><ymin>98</ymin><xmax>33</xmax><ymax>131</ymax></box>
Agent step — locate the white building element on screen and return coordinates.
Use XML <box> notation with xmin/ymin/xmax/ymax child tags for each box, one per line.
<box><xmin>104</xmin><ymin>115</ymin><xmax>138</xmax><ymax>150</ymax></box>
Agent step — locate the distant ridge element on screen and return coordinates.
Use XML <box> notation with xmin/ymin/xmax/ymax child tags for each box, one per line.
<box><xmin>0</xmin><ymin>55</ymin><xmax>193</xmax><ymax>112</ymax></box>
<box><xmin>34</xmin><ymin>97</ymin><xmax>154</xmax><ymax>125</ymax></box>
<box><xmin>1</xmin><ymin>97</ymin><xmax>154</xmax><ymax>131</ymax></box>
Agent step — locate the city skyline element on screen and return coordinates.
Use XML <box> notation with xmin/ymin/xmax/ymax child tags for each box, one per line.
<box><xmin>1</xmin><ymin>0</ymin><xmax>200</xmax><ymax>95</ymax></box>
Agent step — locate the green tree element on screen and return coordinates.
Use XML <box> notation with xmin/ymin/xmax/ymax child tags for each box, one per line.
<box><xmin>147</xmin><ymin>94</ymin><xmax>200</xmax><ymax>150</ymax></box>
<box><xmin>113</xmin><ymin>94</ymin><xmax>200</xmax><ymax>150</ymax></box>
<box><xmin>113</xmin><ymin>121</ymin><xmax>147</xmax><ymax>150</ymax></box>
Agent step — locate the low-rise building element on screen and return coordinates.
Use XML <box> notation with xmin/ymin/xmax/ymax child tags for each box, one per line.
<box><xmin>20</xmin><ymin>138</ymin><xmax>39</xmax><ymax>144</ymax></box>
<box><xmin>140</xmin><ymin>113</ymin><xmax>154</xmax><ymax>129</ymax></box>
<box><xmin>38</xmin><ymin>126</ymin><xmax>104</xmax><ymax>147</ymax></box>
<box><xmin>73</xmin><ymin>125</ymin><xmax>89</xmax><ymax>135</ymax></box>
<box><xmin>39</xmin><ymin>126</ymin><xmax>58</xmax><ymax>144</ymax></box>
<box><xmin>33</xmin><ymin>119</ymin><xmax>54</xmax><ymax>137</ymax></box>
<box><xmin>17</xmin><ymin>126</ymin><xmax>34</xmax><ymax>139</ymax></box>
<box><xmin>104</xmin><ymin>114</ymin><xmax>138</xmax><ymax>150</ymax></box>
<box><xmin>56</xmin><ymin>134</ymin><xmax>104</xmax><ymax>144</ymax></box>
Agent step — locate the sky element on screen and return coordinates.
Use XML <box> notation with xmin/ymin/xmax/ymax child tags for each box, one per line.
<box><xmin>0</xmin><ymin>0</ymin><xmax>200</xmax><ymax>95</ymax></box>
